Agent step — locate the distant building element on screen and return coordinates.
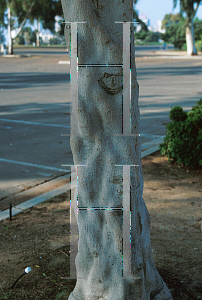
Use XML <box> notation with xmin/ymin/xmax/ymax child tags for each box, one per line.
<box><xmin>156</xmin><ymin>20</ymin><xmax>165</xmax><ymax>33</ymax></box>
<box><xmin>39</xmin><ymin>29</ymin><xmax>56</xmax><ymax>44</ymax></box>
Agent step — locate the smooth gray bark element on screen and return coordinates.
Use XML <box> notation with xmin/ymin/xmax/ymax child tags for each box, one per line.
<box><xmin>61</xmin><ymin>1</ymin><xmax>173</xmax><ymax>299</ymax></box>
<box><xmin>186</xmin><ymin>20</ymin><xmax>197</xmax><ymax>55</ymax></box>
<box><xmin>7</xmin><ymin>6</ymin><xmax>12</xmax><ymax>55</ymax></box>
<box><xmin>36</xmin><ymin>19</ymin><xmax>40</xmax><ymax>47</ymax></box>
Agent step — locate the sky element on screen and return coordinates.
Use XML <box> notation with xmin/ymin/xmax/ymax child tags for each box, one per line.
<box><xmin>135</xmin><ymin>0</ymin><xmax>202</xmax><ymax>26</ymax></box>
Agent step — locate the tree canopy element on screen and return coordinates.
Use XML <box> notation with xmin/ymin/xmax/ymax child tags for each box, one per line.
<box><xmin>162</xmin><ymin>13</ymin><xmax>186</xmax><ymax>49</ymax></box>
<box><xmin>0</xmin><ymin>0</ymin><xmax>63</xmax><ymax>31</ymax></box>
<box><xmin>173</xmin><ymin>0</ymin><xmax>201</xmax><ymax>23</ymax></box>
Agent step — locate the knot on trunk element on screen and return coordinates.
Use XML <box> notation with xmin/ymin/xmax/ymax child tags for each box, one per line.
<box><xmin>98</xmin><ymin>72</ymin><xmax>122</xmax><ymax>95</ymax></box>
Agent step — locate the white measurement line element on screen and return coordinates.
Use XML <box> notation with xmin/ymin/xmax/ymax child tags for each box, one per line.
<box><xmin>78</xmin><ymin>65</ymin><xmax>123</xmax><ymax>67</ymax></box>
<box><xmin>0</xmin><ymin>118</ymin><xmax>70</xmax><ymax>128</ymax></box>
<box><xmin>0</xmin><ymin>158</ymin><xmax>70</xmax><ymax>172</ymax></box>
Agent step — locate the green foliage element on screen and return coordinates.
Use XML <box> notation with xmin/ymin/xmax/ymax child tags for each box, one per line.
<box><xmin>173</xmin><ymin>0</ymin><xmax>201</xmax><ymax>23</ymax></box>
<box><xmin>135</xmin><ymin>29</ymin><xmax>147</xmax><ymax>41</ymax></box>
<box><xmin>55</xmin><ymin>290</ymin><xmax>66</xmax><ymax>300</ymax></box>
<box><xmin>0</xmin><ymin>0</ymin><xmax>7</xmax><ymax>26</ymax></box>
<box><xmin>169</xmin><ymin>106</ymin><xmax>188</xmax><ymax>121</ymax></box>
<box><xmin>15</xmin><ymin>34</ymin><xmax>25</xmax><ymax>44</ymax></box>
<box><xmin>15</xmin><ymin>27</ymin><xmax>36</xmax><ymax>45</ymax></box>
<box><xmin>182</xmin><ymin>43</ymin><xmax>187</xmax><ymax>51</ymax></box>
<box><xmin>160</xmin><ymin>100</ymin><xmax>202</xmax><ymax>168</ymax></box>
<box><xmin>195</xmin><ymin>40</ymin><xmax>202</xmax><ymax>52</ymax></box>
<box><xmin>194</xmin><ymin>17</ymin><xmax>202</xmax><ymax>41</ymax></box>
<box><xmin>144</xmin><ymin>32</ymin><xmax>160</xmax><ymax>43</ymax></box>
<box><xmin>30</xmin><ymin>30</ymin><xmax>36</xmax><ymax>44</ymax></box>
<box><xmin>135</xmin><ymin>30</ymin><xmax>161</xmax><ymax>43</ymax></box>
<box><xmin>29</xmin><ymin>0</ymin><xmax>63</xmax><ymax>31</ymax></box>
<box><xmin>161</xmin><ymin>13</ymin><xmax>186</xmax><ymax>49</ymax></box>
<box><xmin>0</xmin><ymin>286</ymin><xmax>15</xmax><ymax>299</ymax></box>
<box><xmin>0</xmin><ymin>0</ymin><xmax>63</xmax><ymax>32</ymax></box>
<box><xmin>49</xmin><ymin>37</ymin><xmax>59</xmax><ymax>45</ymax></box>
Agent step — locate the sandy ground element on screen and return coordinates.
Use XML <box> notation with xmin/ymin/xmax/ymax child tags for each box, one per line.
<box><xmin>0</xmin><ymin>151</ymin><xmax>201</xmax><ymax>300</ymax></box>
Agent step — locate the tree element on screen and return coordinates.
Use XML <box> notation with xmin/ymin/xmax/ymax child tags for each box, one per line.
<box><xmin>61</xmin><ymin>0</ymin><xmax>173</xmax><ymax>299</ymax></box>
<box><xmin>194</xmin><ymin>17</ymin><xmax>202</xmax><ymax>41</ymax></box>
<box><xmin>0</xmin><ymin>0</ymin><xmax>63</xmax><ymax>54</ymax></box>
<box><xmin>15</xmin><ymin>26</ymin><xmax>36</xmax><ymax>45</ymax></box>
<box><xmin>28</xmin><ymin>0</ymin><xmax>62</xmax><ymax>46</ymax></box>
<box><xmin>173</xmin><ymin>0</ymin><xmax>202</xmax><ymax>55</ymax></box>
<box><xmin>133</xmin><ymin>5</ymin><xmax>149</xmax><ymax>33</ymax></box>
<box><xmin>161</xmin><ymin>13</ymin><xmax>186</xmax><ymax>49</ymax></box>
<box><xmin>0</xmin><ymin>0</ymin><xmax>36</xmax><ymax>54</ymax></box>
<box><xmin>162</xmin><ymin>13</ymin><xmax>202</xmax><ymax>49</ymax></box>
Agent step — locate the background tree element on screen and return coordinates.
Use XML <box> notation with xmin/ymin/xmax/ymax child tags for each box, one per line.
<box><xmin>173</xmin><ymin>0</ymin><xmax>202</xmax><ymax>55</ymax></box>
<box><xmin>133</xmin><ymin>0</ymin><xmax>149</xmax><ymax>33</ymax></box>
<box><xmin>28</xmin><ymin>0</ymin><xmax>63</xmax><ymax>46</ymax></box>
<box><xmin>0</xmin><ymin>0</ymin><xmax>63</xmax><ymax>54</ymax></box>
<box><xmin>162</xmin><ymin>13</ymin><xmax>186</xmax><ymax>49</ymax></box>
<box><xmin>15</xmin><ymin>27</ymin><xmax>36</xmax><ymax>45</ymax></box>
<box><xmin>194</xmin><ymin>17</ymin><xmax>202</xmax><ymax>40</ymax></box>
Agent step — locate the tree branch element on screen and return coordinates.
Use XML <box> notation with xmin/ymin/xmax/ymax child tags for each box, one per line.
<box><xmin>11</xmin><ymin>1</ymin><xmax>35</xmax><ymax>39</ymax></box>
<box><xmin>192</xmin><ymin>1</ymin><xmax>201</xmax><ymax>19</ymax></box>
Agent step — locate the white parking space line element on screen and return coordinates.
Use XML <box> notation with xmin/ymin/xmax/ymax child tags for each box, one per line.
<box><xmin>58</xmin><ymin>61</ymin><xmax>70</xmax><ymax>64</ymax></box>
<box><xmin>0</xmin><ymin>158</ymin><xmax>70</xmax><ymax>173</ymax></box>
<box><xmin>0</xmin><ymin>118</ymin><xmax>70</xmax><ymax>128</ymax></box>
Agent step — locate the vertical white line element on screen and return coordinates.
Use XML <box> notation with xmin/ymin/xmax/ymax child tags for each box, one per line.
<box><xmin>122</xmin><ymin>165</ymin><xmax>131</xmax><ymax>278</ymax></box>
<box><xmin>69</xmin><ymin>164</ymin><xmax>78</xmax><ymax>279</ymax></box>
<box><xmin>64</xmin><ymin>164</ymin><xmax>86</xmax><ymax>279</ymax></box>
<box><xmin>71</xmin><ymin>22</ymin><xmax>79</xmax><ymax>136</ymax></box>
<box><xmin>115</xmin><ymin>164</ymin><xmax>139</xmax><ymax>279</ymax></box>
<box><xmin>123</xmin><ymin>23</ymin><xmax>131</xmax><ymax>136</ymax></box>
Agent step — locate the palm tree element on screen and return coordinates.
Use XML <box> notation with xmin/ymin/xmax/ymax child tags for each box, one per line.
<box><xmin>173</xmin><ymin>0</ymin><xmax>201</xmax><ymax>55</ymax></box>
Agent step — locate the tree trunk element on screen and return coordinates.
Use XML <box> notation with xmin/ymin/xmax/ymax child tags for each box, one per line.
<box><xmin>61</xmin><ymin>0</ymin><xmax>173</xmax><ymax>299</ymax></box>
<box><xmin>7</xmin><ymin>6</ymin><xmax>13</xmax><ymax>55</ymax></box>
<box><xmin>36</xmin><ymin>20</ymin><xmax>40</xmax><ymax>47</ymax></box>
<box><xmin>186</xmin><ymin>20</ymin><xmax>197</xmax><ymax>56</ymax></box>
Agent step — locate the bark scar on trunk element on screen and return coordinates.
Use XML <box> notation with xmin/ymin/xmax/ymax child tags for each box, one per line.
<box><xmin>98</xmin><ymin>72</ymin><xmax>122</xmax><ymax>94</ymax></box>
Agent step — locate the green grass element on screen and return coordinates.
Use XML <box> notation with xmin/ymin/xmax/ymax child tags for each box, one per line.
<box><xmin>0</xmin><ymin>286</ymin><xmax>15</xmax><ymax>299</ymax></box>
<box><xmin>135</xmin><ymin>42</ymin><xmax>174</xmax><ymax>46</ymax></box>
<box><xmin>13</xmin><ymin>44</ymin><xmax>66</xmax><ymax>48</ymax></box>
<box><xmin>55</xmin><ymin>290</ymin><xmax>66</xmax><ymax>300</ymax></box>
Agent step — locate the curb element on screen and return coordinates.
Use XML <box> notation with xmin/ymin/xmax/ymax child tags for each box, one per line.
<box><xmin>0</xmin><ymin>54</ymin><xmax>33</xmax><ymax>58</ymax></box>
<box><xmin>0</xmin><ymin>136</ymin><xmax>165</xmax><ymax>221</ymax></box>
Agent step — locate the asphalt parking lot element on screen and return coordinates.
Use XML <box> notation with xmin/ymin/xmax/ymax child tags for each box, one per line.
<box><xmin>0</xmin><ymin>46</ymin><xmax>202</xmax><ymax>209</ymax></box>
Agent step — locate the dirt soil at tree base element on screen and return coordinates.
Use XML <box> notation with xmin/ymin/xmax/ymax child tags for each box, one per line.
<box><xmin>0</xmin><ymin>151</ymin><xmax>201</xmax><ymax>300</ymax></box>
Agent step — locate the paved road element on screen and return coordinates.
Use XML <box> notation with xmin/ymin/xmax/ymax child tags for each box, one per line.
<box><xmin>0</xmin><ymin>47</ymin><xmax>202</xmax><ymax>207</ymax></box>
